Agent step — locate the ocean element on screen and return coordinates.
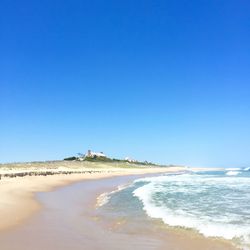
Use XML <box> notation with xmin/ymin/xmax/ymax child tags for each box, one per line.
<box><xmin>97</xmin><ymin>168</ymin><xmax>250</xmax><ymax>249</ymax></box>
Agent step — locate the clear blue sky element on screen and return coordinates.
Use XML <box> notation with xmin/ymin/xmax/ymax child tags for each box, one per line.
<box><xmin>1</xmin><ymin>0</ymin><xmax>250</xmax><ymax>167</ymax></box>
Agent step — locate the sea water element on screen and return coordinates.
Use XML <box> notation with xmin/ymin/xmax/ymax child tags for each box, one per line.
<box><xmin>97</xmin><ymin>168</ymin><xmax>250</xmax><ymax>249</ymax></box>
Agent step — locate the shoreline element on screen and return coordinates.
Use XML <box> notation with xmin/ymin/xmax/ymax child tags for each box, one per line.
<box><xmin>0</xmin><ymin>163</ymin><xmax>237</xmax><ymax>250</ymax></box>
<box><xmin>0</xmin><ymin>165</ymin><xmax>185</xmax><ymax>231</ymax></box>
<box><xmin>95</xmin><ymin>177</ymin><xmax>238</xmax><ymax>250</ymax></box>
<box><xmin>0</xmin><ymin>171</ymin><xmax>237</xmax><ymax>250</ymax></box>
<box><xmin>0</xmin><ymin>174</ymin><xmax>235</xmax><ymax>250</ymax></box>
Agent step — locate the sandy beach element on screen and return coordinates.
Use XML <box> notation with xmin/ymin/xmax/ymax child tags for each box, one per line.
<box><xmin>0</xmin><ymin>161</ymin><xmax>185</xmax><ymax>231</ymax></box>
<box><xmin>0</xmin><ymin>161</ymin><xmax>236</xmax><ymax>249</ymax></box>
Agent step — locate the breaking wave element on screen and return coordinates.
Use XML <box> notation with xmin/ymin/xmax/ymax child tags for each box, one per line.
<box><xmin>133</xmin><ymin>172</ymin><xmax>250</xmax><ymax>248</ymax></box>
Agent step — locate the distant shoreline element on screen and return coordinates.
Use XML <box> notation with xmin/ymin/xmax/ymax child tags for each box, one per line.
<box><xmin>0</xmin><ymin>160</ymin><xmax>185</xmax><ymax>180</ymax></box>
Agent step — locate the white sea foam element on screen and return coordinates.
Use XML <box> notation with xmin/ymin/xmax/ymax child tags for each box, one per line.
<box><xmin>133</xmin><ymin>173</ymin><xmax>250</xmax><ymax>247</ymax></box>
<box><xmin>226</xmin><ymin>171</ymin><xmax>241</xmax><ymax>176</ymax></box>
<box><xmin>96</xmin><ymin>192</ymin><xmax>111</xmax><ymax>207</ymax></box>
<box><xmin>96</xmin><ymin>183</ymin><xmax>132</xmax><ymax>207</ymax></box>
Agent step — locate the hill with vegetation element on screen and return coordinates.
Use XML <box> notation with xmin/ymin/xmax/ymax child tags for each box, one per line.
<box><xmin>64</xmin><ymin>154</ymin><xmax>158</xmax><ymax>166</ymax></box>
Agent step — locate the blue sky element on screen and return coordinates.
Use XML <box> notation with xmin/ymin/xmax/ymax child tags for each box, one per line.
<box><xmin>1</xmin><ymin>0</ymin><xmax>250</xmax><ymax>167</ymax></box>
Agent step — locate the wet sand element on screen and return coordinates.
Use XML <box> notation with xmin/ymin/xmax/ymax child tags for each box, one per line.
<box><xmin>0</xmin><ymin>174</ymin><xmax>237</xmax><ymax>250</ymax></box>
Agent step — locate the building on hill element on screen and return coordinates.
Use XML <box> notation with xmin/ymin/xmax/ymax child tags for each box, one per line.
<box><xmin>125</xmin><ymin>157</ymin><xmax>137</xmax><ymax>163</ymax></box>
<box><xmin>86</xmin><ymin>150</ymin><xmax>106</xmax><ymax>158</ymax></box>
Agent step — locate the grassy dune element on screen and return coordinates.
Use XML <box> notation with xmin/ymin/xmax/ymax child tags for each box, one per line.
<box><xmin>0</xmin><ymin>160</ymin><xmax>176</xmax><ymax>179</ymax></box>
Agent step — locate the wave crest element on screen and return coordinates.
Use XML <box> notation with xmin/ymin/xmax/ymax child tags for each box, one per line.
<box><xmin>226</xmin><ymin>171</ymin><xmax>241</xmax><ymax>176</ymax></box>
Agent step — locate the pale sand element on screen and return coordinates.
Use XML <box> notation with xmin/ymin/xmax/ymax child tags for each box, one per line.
<box><xmin>0</xmin><ymin>165</ymin><xmax>184</xmax><ymax>231</ymax></box>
